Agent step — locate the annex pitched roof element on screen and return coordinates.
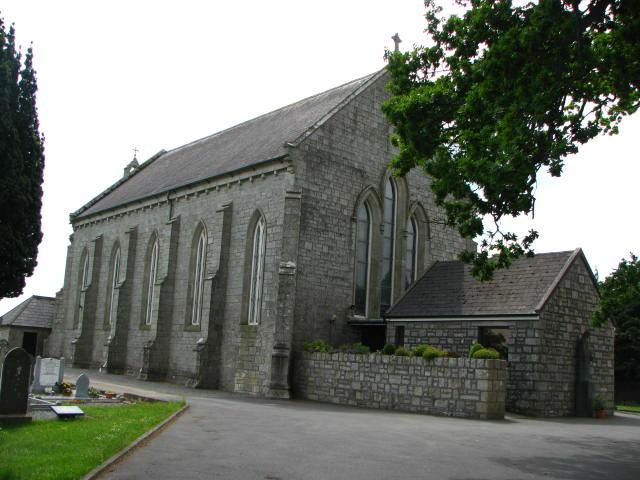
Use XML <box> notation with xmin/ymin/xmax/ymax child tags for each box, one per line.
<box><xmin>385</xmin><ymin>249</ymin><xmax>594</xmax><ymax>319</ymax></box>
<box><xmin>0</xmin><ymin>295</ymin><xmax>57</xmax><ymax>330</ymax></box>
<box><xmin>75</xmin><ymin>71</ymin><xmax>383</xmax><ymax>219</ymax></box>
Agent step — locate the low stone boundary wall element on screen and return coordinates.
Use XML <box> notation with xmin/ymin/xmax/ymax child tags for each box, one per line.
<box><xmin>294</xmin><ymin>352</ymin><xmax>506</xmax><ymax>419</ymax></box>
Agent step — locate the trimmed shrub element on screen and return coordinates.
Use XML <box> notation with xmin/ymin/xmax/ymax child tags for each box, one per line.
<box><xmin>303</xmin><ymin>340</ymin><xmax>333</xmax><ymax>353</ymax></box>
<box><xmin>381</xmin><ymin>343</ymin><xmax>396</xmax><ymax>355</ymax></box>
<box><xmin>422</xmin><ymin>346</ymin><xmax>445</xmax><ymax>359</ymax></box>
<box><xmin>469</xmin><ymin>342</ymin><xmax>484</xmax><ymax>358</ymax></box>
<box><xmin>410</xmin><ymin>344</ymin><xmax>430</xmax><ymax>357</ymax></box>
<box><xmin>395</xmin><ymin>346</ymin><xmax>411</xmax><ymax>356</ymax></box>
<box><xmin>471</xmin><ymin>347</ymin><xmax>500</xmax><ymax>359</ymax></box>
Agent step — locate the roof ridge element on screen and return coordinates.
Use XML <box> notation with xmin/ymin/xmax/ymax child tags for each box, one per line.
<box><xmin>288</xmin><ymin>69</ymin><xmax>386</xmax><ymax>147</ymax></box>
<box><xmin>165</xmin><ymin>71</ymin><xmax>380</xmax><ymax>158</ymax></box>
<box><xmin>534</xmin><ymin>248</ymin><xmax>596</xmax><ymax>312</ymax></box>
<box><xmin>0</xmin><ymin>296</ymin><xmax>33</xmax><ymax>325</ymax></box>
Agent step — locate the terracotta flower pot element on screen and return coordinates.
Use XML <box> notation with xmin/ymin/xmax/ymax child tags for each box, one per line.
<box><xmin>595</xmin><ymin>409</ymin><xmax>606</xmax><ymax>418</ymax></box>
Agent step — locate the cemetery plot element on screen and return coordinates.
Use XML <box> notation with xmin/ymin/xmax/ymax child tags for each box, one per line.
<box><xmin>0</xmin><ymin>401</ymin><xmax>185</xmax><ymax>480</ymax></box>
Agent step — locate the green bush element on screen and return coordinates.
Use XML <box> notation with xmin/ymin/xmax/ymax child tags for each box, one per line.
<box><xmin>469</xmin><ymin>342</ymin><xmax>484</xmax><ymax>358</ymax></box>
<box><xmin>352</xmin><ymin>342</ymin><xmax>371</xmax><ymax>354</ymax></box>
<box><xmin>410</xmin><ymin>344</ymin><xmax>430</xmax><ymax>357</ymax></box>
<box><xmin>303</xmin><ymin>340</ymin><xmax>333</xmax><ymax>353</ymax></box>
<box><xmin>381</xmin><ymin>343</ymin><xmax>396</xmax><ymax>355</ymax></box>
<box><xmin>395</xmin><ymin>346</ymin><xmax>411</xmax><ymax>356</ymax></box>
<box><xmin>471</xmin><ymin>347</ymin><xmax>500</xmax><ymax>359</ymax></box>
<box><xmin>422</xmin><ymin>346</ymin><xmax>445</xmax><ymax>359</ymax></box>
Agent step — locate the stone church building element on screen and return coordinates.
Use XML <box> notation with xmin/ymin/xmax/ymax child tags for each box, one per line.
<box><xmin>46</xmin><ymin>69</ymin><xmax>613</xmax><ymax>413</ymax></box>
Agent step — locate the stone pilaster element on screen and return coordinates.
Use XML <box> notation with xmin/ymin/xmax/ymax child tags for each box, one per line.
<box><xmin>192</xmin><ymin>203</ymin><xmax>232</xmax><ymax>389</ymax></box>
<box><xmin>103</xmin><ymin>226</ymin><xmax>137</xmax><ymax>374</ymax></box>
<box><xmin>71</xmin><ymin>235</ymin><xmax>103</xmax><ymax>368</ymax></box>
<box><xmin>267</xmin><ymin>190</ymin><xmax>302</xmax><ymax>398</ymax></box>
<box><xmin>139</xmin><ymin>216</ymin><xmax>180</xmax><ymax>381</ymax></box>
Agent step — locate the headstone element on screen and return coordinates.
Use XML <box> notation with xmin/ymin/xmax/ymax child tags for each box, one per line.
<box><xmin>31</xmin><ymin>357</ymin><xmax>64</xmax><ymax>393</ymax></box>
<box><xmin>75</xmin><ymin>373</ymin><xmax>90</xmax><ymax>399</ymax></box>
<box><xmin>0</xmin><ymin>347</ymin><xmax>32</xmax><ymax>425</ymax></box>
<box><xmin>575</xmin><ymin>330</ymin><xmax>594</xmax><ymax>417</ymax></box>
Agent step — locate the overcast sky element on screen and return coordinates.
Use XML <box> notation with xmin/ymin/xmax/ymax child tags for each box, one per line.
<box><xmin>1</xmin><ymin>0</ymin><xmax>638</xmax><ymax>314</ymax></box>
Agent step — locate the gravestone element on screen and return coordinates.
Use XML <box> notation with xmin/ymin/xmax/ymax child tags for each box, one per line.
<box><xmin>575</xmin><ymin>330</ymin><xmax>594</xmax><ymax>417</ymax></box>
<box><xmin>0</xmin><ymin>347</ymin><xmax>32</xmax><ymax>425</ymax></box>
<box><xmin>31</xmin><ymin>357</ymin><xmax>65</xmax><ymax>393</ymax></box>
<box><xmin>75</xmin><ymin>373</ymin><xmax>90</xmax><ymax>399</ymax></box>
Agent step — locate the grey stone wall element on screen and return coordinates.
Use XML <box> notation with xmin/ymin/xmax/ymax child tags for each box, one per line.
<box><xmin>290</xmin><ymin>72</ymin><xmax>473</xmax><ymax>350</ymax></box>
<box><xmin>294</xmin><ymin>352</ymin><xmax>506</xmax><ymax>419</ymax></box>
<box><xmin>386</xmin><ymin>319</ymin><xmax>541</xmax><ymax>414</ymax></box>
<box><xmin>53</xmin><ymin>165</ymin><xmax>292</xmax><ymax>395</ymax></box>
<box><xmin>536</xmin><ymin>256</ymin><xmax>615</xmax><ymax>416</ymax></box>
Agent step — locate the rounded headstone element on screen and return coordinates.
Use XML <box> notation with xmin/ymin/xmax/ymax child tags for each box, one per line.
<box><xmin>0</xmin><ymin>348</ymin><xmax>32</xmax><ymax>415</ymax></box>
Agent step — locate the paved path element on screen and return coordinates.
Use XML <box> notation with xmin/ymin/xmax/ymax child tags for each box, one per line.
<box><xmin>66</xmin><ymin>369</ymin><xmax>640</xmax><ymax>480</ymax></box>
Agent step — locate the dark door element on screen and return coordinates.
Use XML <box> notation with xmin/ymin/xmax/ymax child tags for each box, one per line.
<box><xmin>361</xmin><ymin>326</ymin><xmax>387</xmax><ymax>352</ymax></box>
<box><xmin>22</xmin><ymin>332</ymin><xmax>37</xmax><ymax>356</ymax></box>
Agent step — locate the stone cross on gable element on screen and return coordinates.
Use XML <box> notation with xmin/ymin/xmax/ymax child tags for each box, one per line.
<box><xmin>392</xmin><ymin>33</ymin><xmax>402</xmax><ymax>52</ymax></box>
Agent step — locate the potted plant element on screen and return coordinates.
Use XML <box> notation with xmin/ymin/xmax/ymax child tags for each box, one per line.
<box><xmin>593</xmin><ymin>395</ymin><xmax>607</xmax><ymax>418</ymax></box>
<box><xmin>105</xmin><ymin>391</ymin><xmax>116</xmax><ymax>399</ymax></box>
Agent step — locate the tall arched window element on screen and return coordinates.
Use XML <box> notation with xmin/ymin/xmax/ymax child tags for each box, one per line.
<box><xmin>75</xmin><ymin>248</ymin><xmax>90</xmax><ymax>327</ymax></box>
<box><xmin>405</xmin><ymin>217</ymin><xmax>418</xmax><ymax>289</ymax></box>
<box><xmin>144</xmin><ymin>238</ymin><xmax>159</xmax><ymax>326</ymax></box>
<box><xmin>354</xmin><ymin>202</ymin><xmax>371</xmax><ymax>316</ymax></box>
<box><xmin>248</xmin><ymin>216</ymin><xmax>266</xmax><ymax>325</ymax></box>
<box><xmin>191</xmin><ymin>229</ymin><xmax>207</xmax><ymax>326</ymax></box>
<box><xmin>106</xmin><ymin>246</ymin><xmax>121</xmax><ymax>325</ymax></box>
<box><xmin>381</xmin><ymin>178</ymin><xmax>396</xmax><ymax>312</ymax></box>
<box><xmin>81</xmin><ymin>250</ymin><xmax>90</xmax><ymax>289</ymax></box>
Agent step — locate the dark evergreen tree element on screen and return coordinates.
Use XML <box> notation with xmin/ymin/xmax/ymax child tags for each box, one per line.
<box><xmin>0</xmin><ymin>17</ymin><xmax>45</xmax><ymax>298</ymax></box>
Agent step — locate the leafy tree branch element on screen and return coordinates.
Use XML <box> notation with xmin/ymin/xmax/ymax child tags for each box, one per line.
<box><xmin>382</xmin><ymin>0</ymin><xmax>639</xmax><ymax>279</ymax></box>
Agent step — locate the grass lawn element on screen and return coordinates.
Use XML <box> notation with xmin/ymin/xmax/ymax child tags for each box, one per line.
<box><xmin>616</xmin><ymin>404</ymin><xmax>640</xmax><ymax>414</ymax></box>
<box><xmin>0</xmin><ymin>401</ymin><xmax>184</xmax><ymax>480</ymax></box>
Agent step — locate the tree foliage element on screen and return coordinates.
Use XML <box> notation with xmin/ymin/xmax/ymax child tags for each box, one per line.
<box><xmin>593</xmin><ymin>253</ymin><xmax>640</xmax><ymax>380</ymax></box>
<box><xmin>383</xmin><ymin>0</ymin><xmax>639</xmax><ymax>279</ymax></box>
<box><xmin>0</xmin><ymin>17</ymin><xmax>45</xmax><ymax>298</ymax></box>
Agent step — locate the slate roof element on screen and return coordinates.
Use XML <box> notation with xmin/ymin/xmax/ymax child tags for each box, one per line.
<box><xmin>0</xmin><ymin>295</ymin><xmax>56</xmax><ymax>329</ymax></box>
<box><xmin>385</xmin><ymin>249</ymin><xmax>588</xmax><ymax>318</ymax></box>
<box><xmin>76</xmin><ymin>71</ymin><xmax>381</xmax><ymax>219</ymax></box>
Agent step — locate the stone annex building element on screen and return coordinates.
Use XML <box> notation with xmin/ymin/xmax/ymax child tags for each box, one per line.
<box><xmin>45</xmin><ymin>69</ymin><xmax>614</xmax><ymax>415</ymax></box>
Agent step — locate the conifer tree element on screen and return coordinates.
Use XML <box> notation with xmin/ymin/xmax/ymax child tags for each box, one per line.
<box><xmin>0</xmin><ymin>17</ymin><xmax>45</xmax><ymax>298</ymax></box>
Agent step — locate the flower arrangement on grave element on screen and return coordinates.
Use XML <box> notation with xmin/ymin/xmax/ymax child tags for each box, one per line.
<box><xmin>59</xmin><ymin>381</ymin><xmax>74</xmax><ymax>396</ymax></box>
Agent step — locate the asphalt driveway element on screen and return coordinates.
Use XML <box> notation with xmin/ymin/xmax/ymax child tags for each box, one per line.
<box><xmin>65</xmin><ymin>368</ymin><xmax>640</xmax><ymax>480</ymax></box>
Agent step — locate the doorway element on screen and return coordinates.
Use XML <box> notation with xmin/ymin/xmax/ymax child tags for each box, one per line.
<box><xmin>22</xmin><ymin>332</ymin><xmax>38</xmax><ymax>356</ymax></box>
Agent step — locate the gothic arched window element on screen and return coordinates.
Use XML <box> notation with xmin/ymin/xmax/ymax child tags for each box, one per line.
<box><xmin>248</xmin><ymin>216</ymin><xmax>266</xmax><ymax>325</ymax></box>
<box><xmin>75</xmin><ymin>248</ymin><xmax>90</xmax><ymax>328</ymax></box>
<box><xmin>106</xmin><ymin>245</ymin><xmax>121</xmax><ymax>325</ymax></box>
<box><xmin>190</xmin><ymin>228</ymin><xmax>207</xmax><ymax>326</ymax></box>
<box><xmin>405</xmin><ymin>216</ymin><xmax>418</xmax><ymax>289</ymax></box>
<box><xmin>144</xmin><ymin>237</ymin><xmax>159</xmax><ymax>326</ymax></box>
<box><xmin>380</xmin><ymin>178</ymin><xmax>396</xmax><ymax>312</ymax></box>
<box><xmin>354</xmin><ymin>201</ymin><xmax>371</xmax><ymax>316</ymax></box>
